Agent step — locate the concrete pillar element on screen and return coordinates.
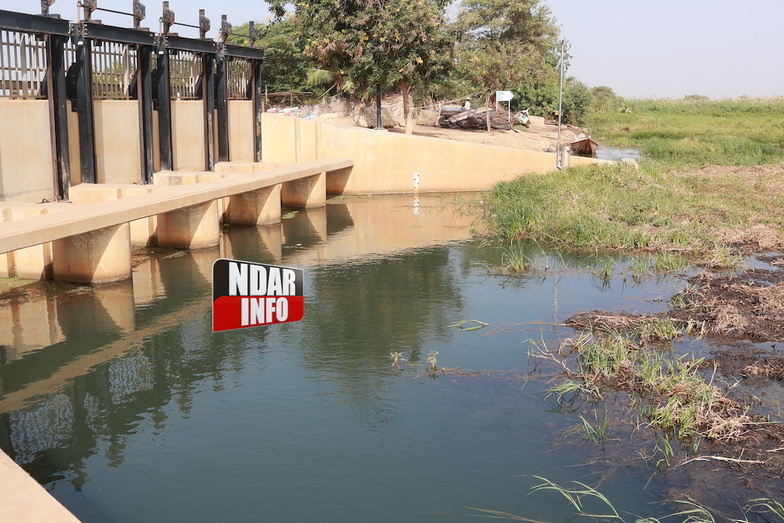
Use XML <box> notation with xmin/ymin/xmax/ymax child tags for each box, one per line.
<box><xmin>281</xmin><ymin>172</ymin><xmax>326</xmax><ymax>208</ymax></box>
<box><xmin>52</xmin><ymin>223</ymin><xmax>132</xmax><ymax>284</ymax></box>
<box><xmin>0</xmin><ymin>208</ymin><xmax>13</xmax><ymax>278</ymax></box>
<box><xmin>154</xmin><ymin>171</ymin><xmax>230</xmax><ymax>224</ymax></box>
<box><xmin>11</xmin><ymin>207</ymin><xmax>53</xmax><ymax>280</ymax></box>
<box><xmin>70</xmin><ymin>183</ymin><xmax>164</xmax><ymax>247</ymax></box>
<box><xmin>226</xmin><ymin>184</ymin><xmax>281</xmax><ymax>225</ymax></box>
<box><xmin>156</xmin><ymin>200</ymin><xmax>221</xmax><ymax>249</ymax></box>
<box><xmin>120</xmin><ymin>186</ymin><xmax>161</xmax><ymax>247</ymax></box>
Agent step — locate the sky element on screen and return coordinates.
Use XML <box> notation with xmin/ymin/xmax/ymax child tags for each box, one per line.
<box><xmin>8</xmin><ymin>0</ymin><xmax>783</xmax><ymax>100</ymax></box>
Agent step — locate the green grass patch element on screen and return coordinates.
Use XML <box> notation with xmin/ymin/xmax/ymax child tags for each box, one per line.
<box><xmin>585</xmin><ymin>97</ymin><xmax>784</xmax><ymax>167</ymax></box>
<box><xmin>484</xmin><ymin>162</ymin><xmax>784</xmax><ymax>265</ymax></box>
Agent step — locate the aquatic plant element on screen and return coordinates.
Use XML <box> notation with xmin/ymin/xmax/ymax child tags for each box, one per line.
<box><xmin>468</xmin><ymin>476</ymin><xmax>784</xmax><ymax>522</ymax></box>
<box><xmin>448</xmin><ymin>319</ymin><xmax>489</xmax><ymax>331</ymax></box>
<box><xmin>390</xmin><ymin>351</ymin><xmax>406</xmax><ymax>368</ymax></box>
<box><xmin>427</xmin><ymin>350</ymin><xmax>439</xmax><ymax>372</ymax></box>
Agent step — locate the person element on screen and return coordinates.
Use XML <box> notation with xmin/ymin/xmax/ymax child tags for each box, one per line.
<box><xmin>463</xmin><ymin>98</ymin><xmax>471</xmax><ymax>111</ymax></box>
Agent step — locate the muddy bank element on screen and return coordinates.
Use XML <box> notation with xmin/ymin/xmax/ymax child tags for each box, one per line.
<box><xmin>559</xmin><ymin>262</ymin><xmax>784</xmax><ymax>483</ymax></box>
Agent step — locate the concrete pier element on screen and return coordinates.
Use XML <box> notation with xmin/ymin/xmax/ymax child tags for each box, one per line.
<box><xmin>52</xmin><ymin>223</ymin><xmax>132</xmax><ymax>284</ymax></box>
<box><xmin>156</xmin><ymin>201</ymin><xmax>222</xmax><ymax>249</ymax></box>
<box><xmin>0</xmin><ymin>158</ymin><xmax>352</xmax><ymax>284</ymax></box>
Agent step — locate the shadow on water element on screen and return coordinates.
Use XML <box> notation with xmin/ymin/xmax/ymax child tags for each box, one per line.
<box><xmin>0</xmin><ymin>194</ymin><xmax>778</xmax><ymax>521</ymax></box>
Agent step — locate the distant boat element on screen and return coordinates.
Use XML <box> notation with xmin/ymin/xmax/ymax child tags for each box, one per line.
<box><xmin>570</xmin><ymin>137</ymin><xmax>599</xmax><ymax>158</ymax></box>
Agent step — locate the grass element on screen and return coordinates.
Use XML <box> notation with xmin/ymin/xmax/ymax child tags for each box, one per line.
<box><xmin>482</xmin><ymin>97</ymin><xmax>784</xmax><ymax>267</ymax></box>
<box><xmin>466</xmin><ymin>477</ymin><xmax>784</xmax><ymax>522</ymax></box>
<box><xmin>585</xmin><ymin>97</ymin><xmax>784</xmax><ymax>168</ymax></box>
<box><xmin>539</xmin><ymin>327</ymin><xmax>751</xmax><ymax>443</ymax></box>
<box><xmin>484</xmin><ymin>161</ymin><xmax>784</xmax><ymax>266</ymax></box>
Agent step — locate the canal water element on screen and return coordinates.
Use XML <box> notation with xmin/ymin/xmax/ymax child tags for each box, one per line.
<box><xmin>0</xmin><ymin>194</ymin><xmax>717</xmax><ymax>521</ymax></box>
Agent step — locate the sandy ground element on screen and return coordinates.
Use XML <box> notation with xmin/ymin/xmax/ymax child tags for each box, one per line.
<box><xmin>316</xmin><ymin>113</ymin><xmax>588</xmax><ymax>152</ymax></box>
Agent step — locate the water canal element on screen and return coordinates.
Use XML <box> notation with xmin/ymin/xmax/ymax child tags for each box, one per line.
<box><xmin>0</xmin><ymin>194</ymin><xmax>772</xmax><ymax>521</ymax></box>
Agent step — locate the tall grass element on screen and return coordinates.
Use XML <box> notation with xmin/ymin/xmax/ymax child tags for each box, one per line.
<box><xmin>484</xmin><ymin>161</ymin><xmax>784</xmax><ymax>264</ymax></box>
<box><xmin>585</xmin><ymin>97</ymin><xmax>784</xmax><ymax>167</ymax></box>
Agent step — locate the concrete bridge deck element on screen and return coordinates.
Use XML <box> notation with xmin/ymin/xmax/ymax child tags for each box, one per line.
<box><xmin>0</xmin><ymin>158</ymin><xmax>353</xmax><ymax>283</ymax></box>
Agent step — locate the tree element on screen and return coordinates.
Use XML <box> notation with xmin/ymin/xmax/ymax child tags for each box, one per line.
<box><xmin>452</xmin><ymin>0</ymin><xmax>560</xmax><ymax>131</ymax></box>
<box><xmin>229</xmin><ymin>18</ymin><xmax>309</xmax><ymax>95</ymax></box>
<box><xmin>268</xmin><ymin>0</ymin><xmax>452</xmax><ymax>134</ymax></box>
<box><xmin>588</xmin><ymin>86</ymin><xmax>620</xmax><ymax>114</ymax></box>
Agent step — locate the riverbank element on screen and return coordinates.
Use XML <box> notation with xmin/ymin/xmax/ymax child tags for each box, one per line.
<box><xmin>478</xmin><ymin>98</ymin><xmax>784</xmax><ymax>510</ymax></box>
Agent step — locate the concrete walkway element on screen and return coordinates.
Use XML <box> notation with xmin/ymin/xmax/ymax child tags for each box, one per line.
<box><xmin>0</xmin><ymin>450</ymin><xmax>79</xmax><ymax>522</ymax></box>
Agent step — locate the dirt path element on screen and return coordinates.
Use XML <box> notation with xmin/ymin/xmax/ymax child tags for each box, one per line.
<box><xmin>315</xmin><ymin>113</ymin><xmax>587</xmax><ymax>152</ymax></box>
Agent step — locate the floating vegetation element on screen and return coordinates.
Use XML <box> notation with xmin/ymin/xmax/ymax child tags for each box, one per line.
<box><xmin>448</xmin><ymin>319</ymin><xmax>490</xmax><ymax>332</ymax></box>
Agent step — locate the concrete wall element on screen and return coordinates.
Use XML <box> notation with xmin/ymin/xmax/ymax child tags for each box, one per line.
<box><xmin>261</xmin><ymin>113</ymin><xmax>598</xmax><ymax>194</ymax></box>
<box><xmin>95</xmin><ymin>101</ymin><xmax>142</xmax><ymax>184</ymax></box>
<box><xmin>172</xmin><ymin>100</ymin><xmax>206</xmax><ymax>171</ymax></box>
<box><xmin>0</xmin><ymin>100</ymin><xmax>55</xmax><ymax>202</ymax></box>
<box><xmin>229</xmin><ymin>101</ymin><xmax>255</xmax><ymax>162</ymax></box>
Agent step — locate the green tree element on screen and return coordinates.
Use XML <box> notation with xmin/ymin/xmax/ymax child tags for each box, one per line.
<box><xmin>453</xmin><ymin>0</ymin><xmax>559</xmax><ymax>130</ymax></box>
<box><xmin>229</xmin><ymin>18</ymin><xmax>309</xmax><ymax>95</ymax></box>
<box><xmin>588</xmin><ymin>85</ymin><xmax>621</xmax><ymax>114</ymax></box>
<box><xmin>268</xmin><ymin>0</ymin><xmax>452</xmax><ymax>134</ymax></box>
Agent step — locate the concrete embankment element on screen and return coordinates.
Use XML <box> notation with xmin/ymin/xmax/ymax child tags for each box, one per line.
<box><xmin>0</xmin><ymin>449</ymin><xmax>79</xmax><ymax>522</ymax></box>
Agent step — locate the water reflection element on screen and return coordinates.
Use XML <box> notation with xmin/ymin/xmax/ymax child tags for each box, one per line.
<box><xmin>0</xmin><ymin>194</ymin><xmax>476</xmax><ymax>492</ymax></box>
<box><xmin>0</xmin><ymin>194</ymin><xmax>703</xmax><ymax>521</ymax></box>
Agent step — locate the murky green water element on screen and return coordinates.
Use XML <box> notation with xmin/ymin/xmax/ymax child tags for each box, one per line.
<box><xmin>0</xmin><ymin>194</ymin><xmax>755</xmax><ymax>521</ymax></box>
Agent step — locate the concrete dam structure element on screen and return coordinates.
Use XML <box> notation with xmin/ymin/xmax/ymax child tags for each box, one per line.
<box><xmin>0</xmin><ymin>6</ymin><xmax>600</xmax><ymax>288</ymax></box>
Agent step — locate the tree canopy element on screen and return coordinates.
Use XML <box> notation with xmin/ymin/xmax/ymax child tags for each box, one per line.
<box><xmin>250</xmin><ymin>0</ymin><xmax>599</xmax><ymax>126</ymax></box>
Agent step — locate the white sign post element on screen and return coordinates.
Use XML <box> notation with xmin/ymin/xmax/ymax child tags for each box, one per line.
<box><xmin>496</xmin><ymin>90</ymin><xmax>514</xmax><ymax>121</ymax></box>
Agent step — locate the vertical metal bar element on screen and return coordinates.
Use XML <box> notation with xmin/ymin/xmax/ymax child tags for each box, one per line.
<box><xmin>203</xmin><ymin>52</ymin><xmax>215</xmax><ymax>170</ymax></box>
<box><xmin>138</xmin><ymin>45</ymin><xmax>154</xmax><ymax>182</ymax></box>
<box><xmin>123</xmin><ymin>45</ymin><xmax>130</xmax><ymax>98</ymax></box>
<box><xmin>75</xmin><ymin>32</ymin><xmax>97</xmax><ymax>183</ymax></box>
<box><xmin>251</xmin><ymin>59</ymin><xmax>262</xmax><ymax>162</ymax></box>
<box><xmin>375</xmin><ymin>83</ymin><xmax>382</xmax><ymax>130</ymax></box>
<box><xmin>47</xmin><ymin>34</ymin><xmax>71</xmax><ymax>199</ymax></box>
<box><xmin>156</xmin><ymin>44</ymin><xmax>173</xmax><ymax>170</ymax></box>
<box><xmin>0</xmin><ymin>32</ymin><xmax>6</xmax><ymax>98</ymax></box>
<box><xmin>215</xmin><ymin>52</ymin><xmax>229</xmax><ymax>162</ymax></box>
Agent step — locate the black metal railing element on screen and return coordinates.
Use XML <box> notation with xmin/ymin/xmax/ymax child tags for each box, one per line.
<box><xmin>0</xmin><ymin>2</ymin><xmax>265</xmax><ymax>198</ymax></box>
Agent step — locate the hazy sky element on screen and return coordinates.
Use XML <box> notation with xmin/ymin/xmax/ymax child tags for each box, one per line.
<box><xmin>10</xmin><ymin>0</ymin><xmax>783</xmax><ymax>100</ymax></box>
<box><xmin>546</xmin><ymin>0</ymin><xmax>784</xmax><ymax>99</ymax></box>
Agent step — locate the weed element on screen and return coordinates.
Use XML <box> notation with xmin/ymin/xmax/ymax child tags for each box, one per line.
<box><xmin>469</xmin><ymin>475</ymin><xmax>784</xmax><ymax>522</ymax></box>
<box><xmin>576</xmin><ymin>410</ymin><xmax>609</xmax><ymax>445</ymax></box>
<box><xmin>548</xmin><ymin>330</ymin><xmax>752</xmax><ymax>443</ymax></box>
<box><xmin>426</xmin><ymin>350</ymin><xmax>439</xmax><ymax>372</ymax></box>
<box><xmin>448</xmin><ymin>319</ymin><xmax>489</xmax><ymax>331</ymax></box>
<box><xmin>390</xmin><ymin>351</ymin><xmax>406</xmax><ymax>368</ymax></box>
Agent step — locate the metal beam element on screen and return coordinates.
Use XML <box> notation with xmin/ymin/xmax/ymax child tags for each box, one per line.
<box><xmin>47</xmin><ymin>34</ymin><xmax>71</xmax><ymax>199</ymax></box>
<box><xmin>215</xmin><ymin>54</ymin><xmax>229</xmax><ymax>162</ymax></box>
<box><xmin>203</xmin><ymin>53</ymin><xmax>216</xmax><ymax>171</ymax></box>
<box><xmin>74</xmin><ymin>27</ymin><xmax>97</xmax><ymax>184</ymax></box>
<box><xmin>252</xmin><ymin>60</ymin><xmax>263</xmax><ymax>162</ymax></box>
<box><xmin>223</xmin><ymin>43</ymin><xmax>264</xmax><ymax>61</ymax></box>
<box><xmin>166</xmin><ymin>35</ymin><xmax>216</xmax><ymax>54</ymax></box>
<box><xmin>155</xmin><ymin>45</ymin><xmax>173</xmax><ymax>171</ymax></box>
<box><xmin>77</xmin><ymin>23</ymin><xmax>155</xmax><ymax>47</ymax></box>
<box><xmin>0</xmin><ymin>9</ymin><xmax>69</xmax><ymax>36</ymax></box>
<box><xmin>138</xmin><ymin>45</ymin><xmax>154</xmax><ymax>183</ymax></box>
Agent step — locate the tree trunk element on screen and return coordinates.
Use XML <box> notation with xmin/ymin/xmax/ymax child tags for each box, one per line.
<box><xmin>402</xmin><ymin>82</ymin><xmax>414</xmax><ymax>135</ymax></box>
<box><xmin>485</xmin><ymin>91</ymin><xmax>491</xmax><ymax>132</ymax></box>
